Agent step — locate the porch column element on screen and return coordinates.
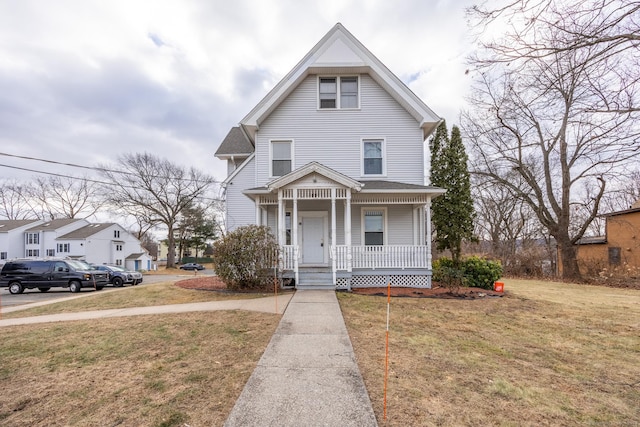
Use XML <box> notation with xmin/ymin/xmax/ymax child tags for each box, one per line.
<box><xmin>426</xmin><ymin>197</ymin><xmax>432</xmax><ymax>269</ymax></box>
<box><xmin>331</xmin><ymin>188</ymin><xmax>337</xmax><ymax>285</ymax></box>
<box><xmin>345</xmin><ymin>191</ymin><xmax>352</xmax><ymax>273</ymax></box>
<box><xmin>255</xmin><ymin>197</ymin><xmax>261</xmax><ymax>226</ymax></box>
<box><xmin>278</xmin><ymin>190</ymin><xmax>285</xmax><ymax>247</ymax></box>
<box><xmin>293</xmin><ymin>189</ymin><xmax>299</xmax><ymax>285</ymax></box>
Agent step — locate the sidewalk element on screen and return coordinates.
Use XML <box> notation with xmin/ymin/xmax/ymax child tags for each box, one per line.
<box><xmin>224</xmin><ymin>290</ymin><xmax>378</xmax><ymax>427</ymax></box>
<box><xmin>0</xmin><ymin>294</ymin><xmax>293</xmax><ymax>327</ymax></box>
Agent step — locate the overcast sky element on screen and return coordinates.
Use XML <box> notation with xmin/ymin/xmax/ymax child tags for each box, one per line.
<box><xmin>0</xmin><ymin>0</ymin><xmax>475</xmax><ymax>185</ymax></box>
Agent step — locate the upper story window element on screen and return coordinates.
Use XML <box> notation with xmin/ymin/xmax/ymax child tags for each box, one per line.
<box><xmin>26</xmin><ymin>232</ymin><xmax>39</xmax><ymax>245</ymax></box>
<box><xmin>318</xmin><ymin>76</ymin><xmax>359</xmax><ymax>109</ymax></box>
<box><xmin>271</xmin><ymin>140</ymin><xmax>293</xmax><ymax>177</ymax></box>
<box><xmin>362</xmin><ymin>139</ymin><xmax>385</xmax><ymax>176</ymax></box>
<box><xmin>114</xmin><ymin>230</ymin><xmax>120</xmax><ymax>238</ymax></box>
<box><xmin>57</xmin><ymin>243</ymin><xmax>70</xmax><ymax>253</ymax></box>
<box><xmin>0</xmin><ymin>252</ymin><xmax>7</xmax><ymax>260</ymax></box>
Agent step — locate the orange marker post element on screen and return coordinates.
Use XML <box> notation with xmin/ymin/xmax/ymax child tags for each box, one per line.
<box><xmin>383</xmin><ymin>281</ymin><xmax>391</xmax><ymax>420</ymax></box>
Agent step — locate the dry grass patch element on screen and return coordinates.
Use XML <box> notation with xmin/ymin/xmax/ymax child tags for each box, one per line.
<box><xmin>3</xmin><ymin>280</ymin><xmax>273</xmax><ymax>319</ymax></box>
<box><xmin>0</xmin><ymin>311</ymin><xmax>279</xmax><ymax>426</ymax></box>
<box><xmin>339</xmin><ymin>279</ymin><xmax>640</xmax><ymax>426</ymax></box>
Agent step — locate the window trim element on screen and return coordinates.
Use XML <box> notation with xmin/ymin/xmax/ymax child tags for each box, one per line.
<box><xmin>361</xmin><ymin>207</ymin><xmax>388</xmax><ymax>246</ymax></box>
<box><xmin>361</xmin><ymin>138</ymin><xmax>386</xmax><ymax>177</ymax></box>
<box><xmin>317</xmin><ymin>75</ymin><xmax>360</xmax><ymax>110</ymax></box>
<box><xmin>269</xmin><ymin>139</ymin><xmax>294</xmax><ymax>178</ymax></box>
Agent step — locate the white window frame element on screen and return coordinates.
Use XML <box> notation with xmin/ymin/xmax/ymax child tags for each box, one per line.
<box><xmin>26</xmin><ymin>232</ymin><xmax>39</xmax><ymax>245</ymax></box>
<box><xmin>0</xmin><ymin>252</ymin><xmax>7</xmax><ymax>260</ymax></box>
<box><xmin>361</xmin><ymin>207</ymin><xmax>388</xmax><ymax>246</ymax></box>
<box><xmin>57</xmin><ymin>243</ymin><xmax>70</xmax><ymax>253</ymax></box>
<box><xmin>269</xmin><ymin>139</ymin><xmax>294</xmax><ymax>178</ymax></box>
<box><xmin>317</xmin><ymin>76</ymin><xmax>360</xmax><ymax>110</ymax></box>
<box><xmin>361</xmin><ymin>138</ymin><xmax>386</xmax><ymax>177</ymax></box>
<box><xmin>26</xmin><ymin>249</ymin><xmax>40</xmax><ymax>257</ymax></box>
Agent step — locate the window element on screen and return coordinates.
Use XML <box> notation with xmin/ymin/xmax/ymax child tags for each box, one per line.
<box><xmin>318</xmin><ymin>76</ymin><xmax>359</xmax><ymax>109</ymax></box>
<box><xmin>27</xmin><ymin>233</ymin><xmax>39</xmax><ymax>245</ymax></box>
<box><xmin>363</xmin><ymin>139</ymin><xmax>384</xmax><ymax>175</ymax></box>
<box><xmin>26</xmin><ymin>249</ymin><xmax>40</xmax><ymax>257</ymax></box>
<box><xmin>115</xmin><ymin>259</ymin><xmax>123</xmax><ymax>266</ymax></box>
<box><xmin>114</xmin><ymin>230</ymin><xmax>120</xmax><ymax>238</ymax></box>
<box><xmin>271</xmin><ymin>140</ymin><xmax>292</xmax><ymax>177</ymax></box>
<box><xmin>363</xmin><ymin>209</ymin><xmax>386</xmax><ymax>245</ymax></box>
<box><xmin>116</xmin><ymin>244</ymin><xmax>123</xmax><ymax>251</ymax></box>
<box><xmin>46</xmin><ymin>249</ymin><xmax>55</xmax><ymax>257</ymax></box>
<box><xmin>608</xmin><ymin>247</ymin><xmax>621</xmax><ymax>265</ymax></box>
<box><xmin>57</xmin><ymin>243</ymin><xmax>70</xmax><ymax>253</ymax></box>
<box><xmin>0</xmin><ymin>252</ymin><xmax>6</xmax><ymax>260</ymax></box>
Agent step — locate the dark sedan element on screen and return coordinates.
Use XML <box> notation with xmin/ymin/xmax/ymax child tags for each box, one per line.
<box><xmin>179</xmin><ymin>263</ymin><xmax>205</xmax><ymax>271</ymax></box>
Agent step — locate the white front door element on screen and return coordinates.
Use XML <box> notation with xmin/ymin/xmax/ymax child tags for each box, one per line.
<box><xmin>301</xmin><ymin>215</ymin><xmax>326</xmax><ymax>264</ymax></box>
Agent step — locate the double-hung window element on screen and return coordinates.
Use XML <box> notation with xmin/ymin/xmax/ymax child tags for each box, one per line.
<box><xmin>271</xmin><ymin>140</ymin><xmax>293</xmax><ymax>177</ymax></box>
<box><xmin>319</xmin><ymin>76</ymin><xmax>359</xmax><ymax>109</ymax></box>
<box><xmin>26</xmin><ymin>232</ymin><xmax>39</xmax><ymax>245</ymax></box>
<box><xmin>362</xmin><ymin>139</ymin><xmax>384</xmax><ymax>175</ymax></box>
<box><xmin>363</xmin><ymin>208</ymin><xmax>386</xmax><ymax>246</ymax></box>
<box><xmin>56</xmin><ymin>243</ymin><xmax>70</xmax><ymax>253</ymax></box>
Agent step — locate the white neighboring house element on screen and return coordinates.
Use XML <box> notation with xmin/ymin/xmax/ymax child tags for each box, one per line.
<box><xmin>57</xmin><ymin>223</ymin><xmax>152</xmax><ymax>271</ymax></box>
<box><xmin>0</xmin><ymin>219</ymin><xmax>44</xmax><ymax>264</ymax></box>
<box><xmin>0</xmin><ymin>219</ymin><xmax>151</xmax><ymax>271</ymax></box>
<box><xmin>24</xmin><ymin>218</ymin><xmax>90</xmax><ymax>259</ymax></box>
<box><xmin>215</xmin><ymin>23</ymin><xmax>445</xmax><ymax>290</ymax></box>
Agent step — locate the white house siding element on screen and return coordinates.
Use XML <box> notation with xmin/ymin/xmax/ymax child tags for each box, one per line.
<box><xmin>255</xmin><ymin>75</ymin><xmax>425</xmax><ymax>186</ymax></box>
<box><xmin>226</xmin><ymin>157</ymin><xmax>257</xmax><ymax>231</ymax></box>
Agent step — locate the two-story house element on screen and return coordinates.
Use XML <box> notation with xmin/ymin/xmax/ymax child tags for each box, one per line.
<box><xmin>24</xmin><ymin>218</ymin><xmax>89</xmax><ymax>258</ymax></box>
<box><xmin>215</xmin><ymin>23</ymin><xmax>444</xmax><ymax>289</ymax></box>
<box><xmin>0</xmin><ymin>219</ymin><xmax>43</xmax><ymax>262</ymax></box>
<box><xmin>57</xmin><ymin>223</ymin><xmax>152</xmax><ymax>271</ymax></box>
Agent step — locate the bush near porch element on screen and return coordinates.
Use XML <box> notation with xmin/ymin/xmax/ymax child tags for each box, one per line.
<box><xmin>433</xmin><ymin>256</ymin><xmax>503</xmax><ymax>290</ymax></box>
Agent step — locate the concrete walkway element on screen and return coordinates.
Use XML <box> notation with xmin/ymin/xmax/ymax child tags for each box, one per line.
<box><xmin>0</xmin><ymin>294</ymin><xmax>293</xmax><ymax>327</ymax></box>
<box><xmin>224</xmin><ymin>290</ymin><xmax>378</xmax><ymax>427</ymax></box>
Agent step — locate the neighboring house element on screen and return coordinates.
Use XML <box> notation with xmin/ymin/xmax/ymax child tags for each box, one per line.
<box><xmin>24</xmin><ymin>218</ymin><xmax>89</xmax><ymax>258</ymax></box>
<box><xmin>215</xmin><ymin>23</ymin><xmax>444</xmax><ymax>289</ymax></box>
<box><xmin>575</xmin><ymin>200</ymin><xmax>640</xmax><ymax>275</ymax></box>
<box><xmin>0</xmin><ymin>219</ymin><xmax>151</xmax><ymax>271</ymax></box>
<box><xmin>0</xmin><ymin>219</ymin><xmax>43</xmax><ymax>263</ymax></box>
<box><xmin>57</xmin><ymin>223</ymin><xmax>152</xmax><ymax>271</ymax></box>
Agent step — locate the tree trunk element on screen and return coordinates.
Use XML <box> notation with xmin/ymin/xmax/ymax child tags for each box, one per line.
<box><xmin>557</xmin><ymin>236</ymin><xmax>581</xmax><ymax>281</ymax></box>
<box><xmin>166</xmin><ymin>226</ymin><xmax>176</xmax><ymax>268</ymax></box>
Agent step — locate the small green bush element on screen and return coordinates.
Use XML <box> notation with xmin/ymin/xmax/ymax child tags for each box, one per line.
<box><xmin>212</xmin><ymin>225</ymin><xmax>279</xmax><ymax>291</ymax></box>
<box><xmin>433</xmin><ymin>256</ymin><xmax>503</xmax><ymax>290</ymax></box>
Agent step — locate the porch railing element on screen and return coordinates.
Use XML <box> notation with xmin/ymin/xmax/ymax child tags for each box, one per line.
<box><xmin>334</xmin><ymin>245</ymin><xmax>429</xmax><ymax>270</ymax></box>
<box><xmin>282</xmin><ymin>245</ymin><xmax>430</xmax><ymax>271</ymax></box>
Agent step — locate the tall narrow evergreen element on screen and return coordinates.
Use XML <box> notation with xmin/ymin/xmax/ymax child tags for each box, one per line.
<box><xmin>430</xmin><ymin>123</ymin><xmax>475</xmax><ymax>263</ymax></box>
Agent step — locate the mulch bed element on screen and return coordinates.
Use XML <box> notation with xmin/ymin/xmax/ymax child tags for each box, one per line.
<box><xmin>175</xmin><ymin>276</ymin><xmax>503</xmax><ymax>299</ymax></box>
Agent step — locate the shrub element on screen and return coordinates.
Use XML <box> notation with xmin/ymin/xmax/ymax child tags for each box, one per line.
<box><xmin>212</xmin><ymin>225</ymin><xmax>279</xmax><ymax>291</ymax></box>
<box><xmin>433</xmin><ymin>256</ymin><xmax>503</xmax><ymax>290</ymax></box>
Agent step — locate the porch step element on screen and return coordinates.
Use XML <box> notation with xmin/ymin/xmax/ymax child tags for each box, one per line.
<box><xmin>297</xmin><ymin>268</ymin><xmax>334</xmax><ymax>290</ymax></box>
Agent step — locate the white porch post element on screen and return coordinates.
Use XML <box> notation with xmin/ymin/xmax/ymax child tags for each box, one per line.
<box><xmin>331</xmin><ymin>188</ymin><xmax>337</xmax><ymax>286</ymax></box>
<box><xmin>293</xmin><ymin>189</ymin><xmax>299</xmax><ymax>286</ymax></box>
<box><xmin>345</xmin><ymin>191</ymin><xmax>352</xmax><ymax>276</ymax></box>
<box><xmin>255</xmin><ymin>197</ymin><xmax>261</xmax><ymax>226</ymax></box>
<box><xmin>426</xmin><ymin>197</ymin><xmax>432</xmax><ymax>269</ymax></box>
<box><xmin>278</xmin><ymin>190</ymin><xmax>285</xmax><ymax>247</ymax></box>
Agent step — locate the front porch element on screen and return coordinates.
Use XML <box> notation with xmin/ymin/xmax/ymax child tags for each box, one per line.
<box><xmin>245</xmin><ymin>162</ymin><xmax>444</xmax><ymax>290</ymax></box>
<box><xmin>282</xmin><ymin>244</ymin><xmax>432</xmax><ymax>290</ymax></box>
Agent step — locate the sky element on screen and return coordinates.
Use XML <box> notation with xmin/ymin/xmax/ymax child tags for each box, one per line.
<box><xmin>0</xmin><ymin>0</ymin><xmax>475</xmax><ymax>186</ymax></box>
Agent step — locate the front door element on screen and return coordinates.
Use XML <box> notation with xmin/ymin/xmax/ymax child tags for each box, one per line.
<box><xmin>301</xmin><ymin>215</ymin><xmax>326</xmax><ymax>264</ymax></box>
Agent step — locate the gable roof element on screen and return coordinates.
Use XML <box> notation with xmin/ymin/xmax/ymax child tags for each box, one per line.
<box><xmin>58</xmin><ymin>223</ymin><xmax>116</xmax><ymax>239</ymax></box>
<box><xmin>266</xmin><ymin>162</ymin><xmax>363</xmax><ymax>191</ymax></box>
<box><xmin>0</xmin><ymin>219</ymin><xmax>42</xmax><ymax>232</ymax></box>
<box><xmin>25</xmin><ymin>218</ymin><xmax>86</xmax><ymax>232</ymax></box>
<box><xmin>215</xmin><ymin>126</ymin><xmax>254</xmax><ymax>159</ymax></box>
<box><xmin>240</xmin><ymin>23</ymin><xmax>441</xmax><ymax>142</ymax></box>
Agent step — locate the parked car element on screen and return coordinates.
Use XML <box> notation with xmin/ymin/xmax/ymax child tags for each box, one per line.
<box><xmin>179</xmin><ymin>263</ymin><xmax>205</xmax><ymax>271</ymax></box>
<box><xmin>93</xmin><ymin>265</ymin><xmax>143</xmax><ymax>287</ymax></box>
<box><xmin>0</xmin><ymin>259</ymin><xmax>109</xmax><ymax>294</ymax></box>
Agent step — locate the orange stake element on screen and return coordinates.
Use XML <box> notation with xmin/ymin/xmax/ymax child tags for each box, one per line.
<box><xmin>383</xmin><ymin>281</ymin><xmax>391</xmax><ymax>420</ymax></box>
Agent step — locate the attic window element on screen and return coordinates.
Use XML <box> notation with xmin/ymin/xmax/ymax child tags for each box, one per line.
<box><xmin>319</xmin><ymin>76</ymin><xmax>359</xmax><ymax>109</ymax></box>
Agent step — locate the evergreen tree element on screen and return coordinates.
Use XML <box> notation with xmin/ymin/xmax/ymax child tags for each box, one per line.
<box><xmin>430</xmin><ymin>124</ymin><xmax>475</xmax><ymax>264</ymax></box>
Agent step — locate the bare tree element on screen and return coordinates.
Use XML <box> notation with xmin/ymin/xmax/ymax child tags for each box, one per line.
<box><xmin>464</xmin><ymin>0</ymin><xmax>640</xmax><ymax>280</ymax></box>
<box><xmin>0</xmin><ymin>179</ymin><xmax>34</xmax><ymax>220</ymax></box>
<box><xmin>28</xmin><ymin>176</ymin><xmax>103</xmax><ymax>220</ymax></box>
<box><xmin>99</xmin><ymin>153</ymin><xmax>217</xmax><ymax>268</ymax></box>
